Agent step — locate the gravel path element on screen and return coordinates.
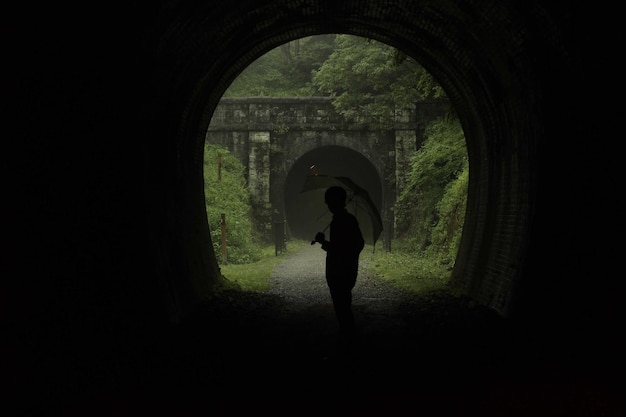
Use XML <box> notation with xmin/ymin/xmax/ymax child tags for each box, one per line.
<box><xmin>266</xmin><ymin>242</ymin><xmax>422</xmax><ymax>349</ymax></box>
<box><xmin>268</xmin><ymin>242</ymin><xmax>330</xmax><ymax>305</ymax></box>
<box><xmin>268</xmin><ymin>242</ymin><xmax>411</xmax><ymax>319</ymax></box>
<box><xmin>268</xmin><ymin>242</ymin><xmax>408</xmax><ymax>308</ymax></box>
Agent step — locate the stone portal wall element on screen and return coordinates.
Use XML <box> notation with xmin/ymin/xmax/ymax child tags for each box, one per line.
<box><xmin>206</xmin><ymin>97</ymin><xmax>449</xmax><ymax>240</ymax></box>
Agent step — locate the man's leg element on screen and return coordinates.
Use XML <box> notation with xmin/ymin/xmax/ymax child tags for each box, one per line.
<box><xmin>329</xmin><ymin>285</ymin><xmax>355</xmax><ymax>336</ymax></box>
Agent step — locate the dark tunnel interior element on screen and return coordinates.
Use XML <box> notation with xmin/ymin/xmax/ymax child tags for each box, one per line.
<box><xmin>5</xmin><ymin>1</ymin><xmax>624</xmax><ymax>415</ymax></box>
<box><xmin>284</xmin><ymin>145</ymin><xmax>382</xmax><ymax>242</ymax></box>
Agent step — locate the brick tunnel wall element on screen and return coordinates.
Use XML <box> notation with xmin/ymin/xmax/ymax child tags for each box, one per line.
<box><xmin>6</xmin><ymin>0</ymin><xmax>623</xmax><ymax>402</ymax></box>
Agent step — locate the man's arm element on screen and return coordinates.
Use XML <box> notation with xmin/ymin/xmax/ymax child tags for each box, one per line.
<box><xmin>315</xmin><ymin>232</ymin><xmax>330</xmax><ymax>251</ymax></box>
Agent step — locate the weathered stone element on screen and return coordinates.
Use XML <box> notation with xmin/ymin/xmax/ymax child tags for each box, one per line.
<box><xmin>206</xmin><ymin>97</ymin><xmax>448</xmax><ymax>241</ymax></box>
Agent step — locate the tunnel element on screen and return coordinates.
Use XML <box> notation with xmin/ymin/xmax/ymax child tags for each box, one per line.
<box><xmin>7</xmin><ymin>0</ymin><xmax>623</xmax><ymax>414</ymax></box>
<box><xmin>284</xmin><ymin>145</ymin><xmax>383</xmax><ymax>243</ymax></box>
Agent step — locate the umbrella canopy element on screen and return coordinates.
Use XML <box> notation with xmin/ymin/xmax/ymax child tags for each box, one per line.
<box><xmin>300</xmin><ymin>175</ymin><xmax>383</xmax><ymax>247</ymax></box>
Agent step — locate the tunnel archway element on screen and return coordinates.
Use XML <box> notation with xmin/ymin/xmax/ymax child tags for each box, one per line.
<box><xmin>10</xmin><ymin>1</ymin><xmax>622</xmax><ymax>409</ymax></box>
<box><xmin>284</xmin><ymin>145</ymin><xmax>383</xmax><ymax>243</ymax></box>
<box><xmin>167</xmin><ymin>1</ymin><xmax>548</xmax><ymax>318</ymax></box>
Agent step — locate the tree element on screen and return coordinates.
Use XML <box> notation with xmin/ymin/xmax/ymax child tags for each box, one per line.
<box><xmin>312</xmin><ymin>35</ymin><xmax>444</xmax><ymax>129</ymax></box>
<box><xmin>224</xmin><ymin>35</ymin><xmax>336</xmax><ymax>97</ymax></box>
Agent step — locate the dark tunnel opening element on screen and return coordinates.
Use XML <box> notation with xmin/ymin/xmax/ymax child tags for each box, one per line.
<box><xmin>284</xmin><ymin>145</ymin><xmax>382</xmax><ymax>243</ymax></box>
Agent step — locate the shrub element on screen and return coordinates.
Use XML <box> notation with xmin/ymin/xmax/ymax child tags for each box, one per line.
<box><xmin>204</xmin><ymin>144</ymin><xmax>261</xmax><ymax>264</ymax></box>
<box><xmin>428</xmin><ymin>163</ymin><xmax>468</xmax><ymax>268</ymax></box>
<box><xmin>395</xmin><ymin>115</ymin><xmax>467</xmax><ymax>262</ymax></box>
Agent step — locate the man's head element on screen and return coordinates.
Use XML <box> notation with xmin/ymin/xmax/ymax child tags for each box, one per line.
<box><xmin>325</xmin><ymin>186</ymin><xmax>346</xmax><ymax>213</ymax></box>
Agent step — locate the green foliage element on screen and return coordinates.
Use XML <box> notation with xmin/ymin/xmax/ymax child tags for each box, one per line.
<box><xmin>220</xmin><ymin>239</ymin><xmax>309</xmax><ymax>292</ymax></box>
<box><xmin>361</xmin><ymin>246</ymin><xmax>450</xmax><ymax>294</ymax></box>
<box><xmin>395</xmin><ymin>115</ymin><xmax>468</xmax><ymax>267</ymax></box>
<box><xmin>204</xmin><ymin>143</ymin><xmax>261</xmax><ymax>264</ymax></box>
<box><xmin>312</xmin><ymin>35</ymin><xmax>444</xmax><ymax>129</ymax></box>
<box><xmin>224</xmin><ymin>34</ymin><xmax>444</xmax><ymax>129</ymax></box>
<box><xmin>224</xmin><ymin>35</ymin><xmax>336</xmax><ymax>97</ymax></box>
<box><xmin>428</xmin><ymin>164</ymin><xmax>468</xmax><ymax>266</ymax></box>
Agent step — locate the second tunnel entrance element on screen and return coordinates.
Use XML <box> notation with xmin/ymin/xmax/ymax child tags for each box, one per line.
<box><xmin>284</xmin><ymin>145</ymin><xmax>383</xmax><ymax>245</ymax></box>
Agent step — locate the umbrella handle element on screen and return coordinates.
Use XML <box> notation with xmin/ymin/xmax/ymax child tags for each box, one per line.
<box><xmin>311</xmin><ymin>222</ymin><xmax>331</xmax><ymax>245</ymax></box>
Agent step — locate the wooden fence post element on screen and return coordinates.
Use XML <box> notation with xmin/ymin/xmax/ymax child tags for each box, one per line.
<box><xmin>220</xmin><ymin>213</ymin><xmax>227</xmax><ymax>263</ymax></box>
<box><xmin>217</xmin><ymin>153</ymin><xmax>222</xmax><ymax>182</ymax></box>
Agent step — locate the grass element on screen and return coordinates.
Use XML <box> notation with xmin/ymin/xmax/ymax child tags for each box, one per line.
<box><xmin>219</xmin><ymin>239</ymin><xmax>309</xmax><ymax>292</ymax></box>
<box><xmin>220</xmin><ymin>237</ymin><xmax>452</xmax><ymax>295</ymax></box>
<box><xmin>360</xmin><ymin>246</ymin><xmax>452</xmax><ymax>294</ymax></box>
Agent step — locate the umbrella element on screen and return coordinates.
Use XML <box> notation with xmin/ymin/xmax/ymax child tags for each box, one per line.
<box><xmin>300</xmin><ymin>174</ymin><xmax>383</xmax><ymax>247</ymax></box>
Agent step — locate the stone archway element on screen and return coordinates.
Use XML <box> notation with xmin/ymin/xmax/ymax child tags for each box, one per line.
<box><xmin>283</xmin><ymin>145</ymin><xmax>383</xmax><ymax>243</ymax></box>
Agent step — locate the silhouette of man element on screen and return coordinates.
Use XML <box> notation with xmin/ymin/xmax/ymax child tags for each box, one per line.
<box><xmin>314</xmin><ymin>186</ymin><xmax>365</xmax><ymax>343</ymax></box>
